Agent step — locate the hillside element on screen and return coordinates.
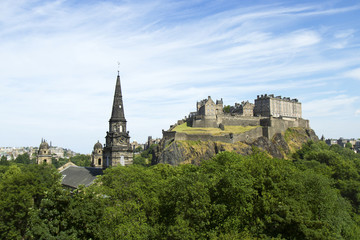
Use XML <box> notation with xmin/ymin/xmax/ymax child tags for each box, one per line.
<box><xmin>153</xmin><ymin>127</ymin><xmax>318</xmax><ymax>165</ymax></box>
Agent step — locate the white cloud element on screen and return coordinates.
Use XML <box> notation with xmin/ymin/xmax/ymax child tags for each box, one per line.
<box><xmin>356</xmin><ymin>109</ymin><xmax>360</xmax><ymax>116</ymax></box>
<box><xmin>0</xmin><ymin>1</ymin><xmax>360</xmax><ymax>152</ymax></box>
<box><xmin>303</xmin><ymin>95</ymin><xmax>359</xmax><ymax>118</ymax></box>
<box><xmin>344</xmin><ymin>68</ymin><xmax>360</xmax><ymax>80</ymax></box>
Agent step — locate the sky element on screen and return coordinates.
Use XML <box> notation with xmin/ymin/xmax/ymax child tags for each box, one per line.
<box><xmin>0</xmin><ymin>0</ymin><xmax>360</xmax><ymax>154</ymax></box>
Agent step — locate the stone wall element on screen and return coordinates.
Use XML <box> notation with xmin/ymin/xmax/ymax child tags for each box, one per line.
<box><xmin>192</xmin><ymin>115</ymin><xmax>219</xmax><ymax>128</ymax></box>
<box><xmin>220</xmin><ymin>115</ymin><xmax>261</xmax><ymax>126</ymax></box>
<box><xmin>262</xmin><ymin>117</ymin><xmax>309</xmax><ymax>139</ymax></box>
<box><xmin>254</xmin><ymin>94</ymin><xmax>301</xmax><ymax>118</ymax></box>
<box><xmin>173</xmin><ymin>126</ymin><xmax>263</xmax><ymax>144</ymax></box>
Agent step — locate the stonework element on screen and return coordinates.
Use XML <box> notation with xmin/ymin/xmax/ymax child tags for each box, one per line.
<box><xmin>164</xmin><ymin>94</ymin><xmax>310</xmax><ymax>144</ymax></box>
<box><xmin>37</xmin><ymin>139</ymin><xmax>52</xmax><ymax>165</ymax></box>
<box><xmin>91</xmin><ymin>141</ymin><xmax>103</xmax><ymax>167</ymax></box>
<box><xmin>254</xmin><ymin>94</ymin><xmax>301</xmax><ymax>118</ymax></box>
<box><xmin>92</xmin><ymin>72</ymin><xmax>133</xmax><ymax>168</ymax></box>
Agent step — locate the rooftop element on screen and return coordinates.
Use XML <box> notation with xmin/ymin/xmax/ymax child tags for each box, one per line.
<box><xmin>60</xmin><ymin>165</ymin><xmax>103</xmax><ymax>189</ymax></box>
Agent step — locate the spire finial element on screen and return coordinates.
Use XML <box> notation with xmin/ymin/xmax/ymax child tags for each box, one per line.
<box><xmin>117</xmin><ymin>61</ymin><xmax>120</xmax><ymax>76</ymax></box>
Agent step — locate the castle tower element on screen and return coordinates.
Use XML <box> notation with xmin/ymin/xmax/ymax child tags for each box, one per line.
<box><xmin>37</xmin><ymin>139</ymin><xmax>52</xmax><ymax>165</ymax></box>
<box><xmin>91</xmin><ymin>141</ymin><xmax>103</xmax><ymax>168</ymax></box>
<box><xmin>103</xmin><ymin>72</ymin><xmax>133</xmax><ymax>167</ymax></box>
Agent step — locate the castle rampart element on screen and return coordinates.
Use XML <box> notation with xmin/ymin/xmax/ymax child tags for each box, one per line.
<box><xmin>163</xmin><ymin>94</ymin><xmax>310</xmax><ymax>143</ymax></box>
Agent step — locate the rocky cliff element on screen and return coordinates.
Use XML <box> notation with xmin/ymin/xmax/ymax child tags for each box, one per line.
<box><xmin>152</xmin><ymin>127</ymin><xmax>318</xmax><ymax>165</ymax></box>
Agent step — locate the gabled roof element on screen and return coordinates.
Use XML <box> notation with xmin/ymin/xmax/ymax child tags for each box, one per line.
<box><xmin>60</xmin><ymin>165</ymin><xmax>103</xmax><ymax>189</ymax></box>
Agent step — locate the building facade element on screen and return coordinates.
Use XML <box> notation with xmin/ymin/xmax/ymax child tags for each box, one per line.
<box><xmin>91</xmin><ymin>141</ymin><xmax>103</xmax><ymax>167</ymax></box>
<box><xmin>37</xmin><ymin>139</ymin><xmax>52</xmax><ymax>165</ymax></box>
<box><xmin>254</xmin><ymin>94</ymin><xmax>301</xmax><ymax>118</ymax></box>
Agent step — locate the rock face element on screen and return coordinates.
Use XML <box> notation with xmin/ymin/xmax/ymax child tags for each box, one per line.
<box><xmin>152</xmin><ymin>128</ymin><xmax>318</xmax><ymax>165</ymax></box>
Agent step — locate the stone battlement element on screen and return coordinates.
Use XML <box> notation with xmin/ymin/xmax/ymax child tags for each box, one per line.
<box><xmin>256</xmin><ymin>94</ymin><xmax>299</xmax><ymax>103</ymax></box>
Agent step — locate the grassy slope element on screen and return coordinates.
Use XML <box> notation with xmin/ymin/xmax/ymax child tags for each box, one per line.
<box><xmin>172</xmin><ymin>123</ymin><xmax>260</xmax><ymax>135</ymax></box>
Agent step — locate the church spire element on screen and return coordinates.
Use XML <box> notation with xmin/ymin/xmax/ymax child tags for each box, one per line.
<box><xmin>110</xmin><ymin>72</ymin><xmax>126</xmax><ymax>122</ymax></box>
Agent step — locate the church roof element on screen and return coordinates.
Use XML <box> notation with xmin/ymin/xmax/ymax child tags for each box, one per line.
<box><xmin>39</xmin><ymin>141</ymin><xmax>49</xmax><ymax>149</ymax></box>
<box><xmin>60</xmin><ymin>165</ymin><xmax>103</xmax><ymax>189</ymax></box>
<box><xmin>94</xmin><ymin>141</ymin><xmax>103</xmax><ymax>149</ymax></box>
<box><xmin>110</xmin><ymin>72</ymin><xmax>126</xmax><ymax>122</ymax></box>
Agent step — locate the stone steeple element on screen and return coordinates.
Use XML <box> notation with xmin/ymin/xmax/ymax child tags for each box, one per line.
<box><xmin>103</xmin><ymin>71</ymin><xmax>133</xmax><ymax>167</ymax></box>
<box><xmin>110</xmin><ymin>71</ymin><xmax>126</xmax><ymax>121</ymax></box>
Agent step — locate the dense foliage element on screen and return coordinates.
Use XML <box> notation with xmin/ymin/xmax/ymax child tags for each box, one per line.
<box><xmin>0</xmin><ymin>141</ymin><xmax>359</xmax><ymax>239</ymax></box>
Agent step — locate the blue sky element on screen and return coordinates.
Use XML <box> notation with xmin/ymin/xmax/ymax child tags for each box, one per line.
<box><xmin>0</xmin><ymin>0</ymin><xmax>359</xmax><ymax>153</ymax></box>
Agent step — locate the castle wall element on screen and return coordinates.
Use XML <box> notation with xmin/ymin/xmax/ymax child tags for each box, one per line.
<box><xmin>262</xmin><ymin>117</ymin><xmax>310</xmax><ymax>139</ymax></box>
<box><xmin>192</xmin><ymin>115</ymin><xmax>219</xmax><ymax>128</ymax></box>
<box><xmin>220</xmin><ymin>115</ymin><xmax>260</xmax><ymax>126</ymax></box>
<box><xmin>173</xmin><ymin>126</ymin><xmax>263</xmax><ymax>143</ymax></box>
<box><xmin>191</xmin><ymin>115</ymin><xmax>261</xmax><ymax>128</ymax></box>
<box><xmin>163</xmin><ymin>130</ymin><xmax>176</xmax><ymax>140</ymax></box>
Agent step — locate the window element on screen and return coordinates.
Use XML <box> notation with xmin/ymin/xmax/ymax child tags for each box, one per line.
<box><xmin>119</xmin><ymin>125</ymin><xmax>123</xmax><ymax>132</ymax></box>
<box><xmin>98</xmin><ymin>158</ymin><xmax>101</xmax><ymax>165</ymax></box>
<box><xmin>44</xmin><ymin>159</ymin><xmax>47</xmax><ymax>163</ymax></box>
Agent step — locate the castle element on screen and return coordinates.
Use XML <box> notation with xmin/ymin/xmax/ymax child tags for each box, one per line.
<box><xmin>163</xmin><ymin>94</ymin><xmax>309</xmax><ymax>143</ymax></box>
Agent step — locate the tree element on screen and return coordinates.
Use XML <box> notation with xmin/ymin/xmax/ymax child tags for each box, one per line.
<box><xmin>223</xmin><ymin>105</ymin><xmax>231</xmax><ymax>113</ymax></box>
<box><xmin>345</xmin><ymin>142</ymin><xmax>353</xmax><ymax>149</ymax></box>
<box><xmin>15</xmin><ymin>153</ymin><xmax>31</xmax><ymax>164</ymax></box>
<box><xmin>70</xmin><ymin>154</ymin><xmax>91</xmax><ymax>167</ymax></box>
<box><xmin>0</xmin><ymin>155</ymin><xmax>9</xmax><ymax>166</ymax></box>
<box><xmin>0</xmin><ymin>164</ymin><xmax>61</xmax><ymax>239</ymax></box>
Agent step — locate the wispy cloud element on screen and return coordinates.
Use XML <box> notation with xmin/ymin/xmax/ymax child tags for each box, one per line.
<box><xmin>0</xmin><ymin>0</ymin><xmax>360</xmax><ymax>152</ymax></box>
<box><xmin>344</xmin><ymin>68</ymin><xmax>360</xmax><ymax>80</ymax></box>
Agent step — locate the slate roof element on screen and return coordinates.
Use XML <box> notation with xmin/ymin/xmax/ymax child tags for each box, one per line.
<box><xmin>110</xmin><ymin>73</ymin><xmax>126</xmax><ymax>121</ymax></box>
<box><xmin>60</xmin><ymin>165</ymin><xmax>103</xmax><ymax>189</ymax></box>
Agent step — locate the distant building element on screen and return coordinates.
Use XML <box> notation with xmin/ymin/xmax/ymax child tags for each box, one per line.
<box><xmin>325</xmin><ymin>137</ymin><xmax>359</xmax><ymax>151</ymax></box>
<box><xmin>37</xmin><ymin>139</ymin><xmax>52</xmax><ymax>165</ymax></box>
<box><xmin>91</xmin><ymin>141</ymin><xmax>103</xmax><ymax>168</ymax></box>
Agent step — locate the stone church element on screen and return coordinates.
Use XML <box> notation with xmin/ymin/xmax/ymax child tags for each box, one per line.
<box><xmin>91</xmin><ymin>72</ymin><xmax>133</xmax><ymax>168</ymax></box>
<box><xmin>36</xmin><ymin>139</ymin><xmax>52</xmax><ymax>164</ymax></box>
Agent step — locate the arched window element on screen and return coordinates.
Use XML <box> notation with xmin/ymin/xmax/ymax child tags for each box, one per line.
<box><xmin>98</xmin><ymin>158</ymin><xmax>101</xmax><ymax>165</ymax></box>
<box><xmin>98</xmin><ymin>150</ymin><xmax>101</xmax><ymax>153</ymax></box>
<box><xmin>119</xmin><ymin>125</ymin><xmax>123</xmax><ymax>132</ymax></box>
<box><xmin>44</xmin><ymin>159</ymin><xmax>47</xmax><ymax>163</ymax></box>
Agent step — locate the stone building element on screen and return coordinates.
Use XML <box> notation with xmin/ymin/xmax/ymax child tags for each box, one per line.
<box><xmin>92</xmin><ymin>72</ymin><xmax>133</xmax><ymax>168</ymax></box>
<box><xmin>254</xmin><ymin>94</ymin><xmax>301</xmax><ymax>118</ymax></box>
<box><xmin>230</xmin><ymin>101</ymin><xmax>255</xmax><ymax>116</ymax></box>
<box><xmin>167</xmin><ymin>94</ymin><xmax>309</xmax><ymax>142</ymax></box>
<box><xmin>91</xmin><ymin>141</ymin><xmax>103</xmax><ymax>167</ymax></box>
<box><xmin>37</xmin><ymin>139</ymin><xmax>52</xmax><ymax>165</ymax></box>
<box><xmin>192</xmin><ymin>96</ymin><xmax>224</xmax><ymax>128</ymax></box>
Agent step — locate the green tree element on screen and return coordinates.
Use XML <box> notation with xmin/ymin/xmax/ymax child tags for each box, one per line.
<box><xmin>223</xmin><ymin>105</ymin><xmax>231</xmax><ymax>113</ymax></box>
<box><xmin>345</xmin><ymin>142</ymin><xmax>353</xmax><ymax>149</ymax></box>
<box><xmin>0</xmin><ymin>155</ymin><xmax>9</xmax><ymax>166</ymax></box>
<box><xmin>15</xmin><ymin>153</ymin><xmax>31</xmax><ymax>164</ymax></box>
<box><xmin>133</xmin><ymin>154</ymin><xmax>148</xmax><ymax>166</ymax></box>
<box><xmin>70</xmin><ymin>154</ymin><xmax>91</xmax><ymax>167</ymax></box>
<box><xmin>0</xmin><ymin>164</ymin><xmax>61</xmax><ymax>239</ymax></box>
